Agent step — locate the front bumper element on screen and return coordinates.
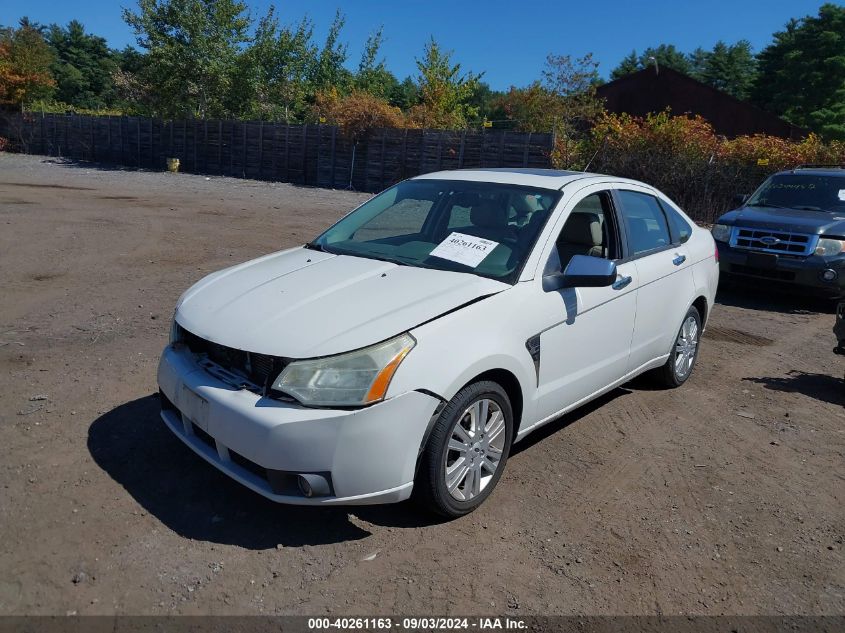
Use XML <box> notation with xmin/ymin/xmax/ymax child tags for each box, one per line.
<box><xmin>157</xmin><ymin>344</ymin><xmax>441</xmax><ymax>505</ymax></box>
<box><xmin>717</xmin><ymin>243</ymin><xmax>845</xmax><ymax>297</ymax></box>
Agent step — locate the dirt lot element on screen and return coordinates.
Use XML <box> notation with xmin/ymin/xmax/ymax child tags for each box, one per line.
<box><xmin>0</xmin><ymin>153</ymin><xmax>843</xmax><ymax>616</ymax></box>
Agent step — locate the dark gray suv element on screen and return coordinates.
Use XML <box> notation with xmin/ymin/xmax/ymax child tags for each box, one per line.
<box><xmin>712</xmin><ymin>166</ymin><xmax>845</xmax><ymax>299</ymax></box>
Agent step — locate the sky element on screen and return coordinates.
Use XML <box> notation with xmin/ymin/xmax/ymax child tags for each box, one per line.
<box><xmin>0</xmin><ymin>0</ymin><xmax>833</xmax><ymax>89</ymax></box>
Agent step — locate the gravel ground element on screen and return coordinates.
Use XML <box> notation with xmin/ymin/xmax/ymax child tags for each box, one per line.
<box><xmin>0</xmin><ymin>153</ymin><xmax>843</xmax><ymax>616</ymax></box>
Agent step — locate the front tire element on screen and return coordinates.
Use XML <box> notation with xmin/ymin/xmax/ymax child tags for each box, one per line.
<box><xmin>414</xmin><ymin>381</ymin><xmax>513</xmax><ymax>518</ymax></box>
<box><xmin>655</xmin><ymin>305</ymin><xmax>701</xmax><ymax>388</ymax></box>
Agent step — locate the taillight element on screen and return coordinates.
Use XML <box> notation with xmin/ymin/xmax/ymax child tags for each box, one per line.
<box><xmin>714</xmin><ymin>244</ymin><xmax>719</xmax><ymax>262</ymax></box>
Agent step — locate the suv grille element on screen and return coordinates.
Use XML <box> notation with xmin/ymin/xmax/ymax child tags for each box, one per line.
<box><xmin>730</xmin><ymin>227</ymin><xmax>816</xmax><ymax>256</ymax></box>
<box><xmin>178</xmin><ymin>326</ymin><xmax>286</xmax><ymax>394</ymax></box>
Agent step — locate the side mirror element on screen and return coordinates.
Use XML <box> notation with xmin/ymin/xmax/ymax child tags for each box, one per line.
<box><xmin>542</xmin><ymin>255</ymin><xmax>617</xmax><ymax>292</ymax></box>
<box><xmin>732</xmin><ymin>193</ymin><xmax>749</xmax><ymax>207</ymax></box>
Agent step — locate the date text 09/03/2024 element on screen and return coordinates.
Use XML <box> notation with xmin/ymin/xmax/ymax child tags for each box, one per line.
<box><xmin>307</xmin><ymin>617</ymin><xmax>528</xmax><ymax>630</ymax></box>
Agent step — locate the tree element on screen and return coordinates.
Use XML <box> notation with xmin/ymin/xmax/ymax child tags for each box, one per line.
<box><xmin>497</xmin><ymin>53</ymin><xmax>602</xmax><ymax>132</ymax></box>
<box><xmin>466</xmin><ymin>82</ymin><xmax>504</xmax><ymax>124</ymax></box>
<box><xmin>612</xmin><ymin>50</ymin><xmax>640</xmax><ymax>79</ymax></box>
<box><xmin>228</xmin><ymin>6</ymin><xmax>317</xmax><ymax>121</ymax></box>
<box><xmin>0</xmin><ymin>19</ymin><xmax>55</xmax><ymax>107</ymax></box>
<box><xmin>109</xmin><ymin>46</ymin><xmax>151</xmax><ymax>114</ymax></box>
<box><xmin>610</xmin><ymin>44</ymin><xmax>692</xmax><ymax>79</ymax></box>
<box><xmin>310</xmin><ymin>9</ymin><xmax>350</xmax><ymax>93</ymax></box>
<box><xmin>409</xmin><ymin>38</ymin><xmax>482</xmax><ymax>128</ymax></box>
<box><xmin>388</xmin><ymin>75</ymin><xmax>419</xmax><ymax>110</ymax></box>
<box><xmin>494</xmin><ymin>82</ymin><xmax>559</xmax><ymax>132</ymax></box>
<box><xmin>314</xmin><ymin>88</ymin><xmax>404</xmax><ymax>141</ymax></box>
<box><xmin>610</xmin><ymin>40</ymin><xmax>758</xmax><ymax>100</ymax></box>
<box><xmin>46</xmin><ymin>20</ymin><xmax>119</xmax><ymax>109</ymax></box>
<box><xmin>355</xmin><ymin>27</ymin><xmax>398</xmax><ymax>100</ymax></box>
<box><xmin>122</xmin><ymin>0</ymin><xmax>251</xmax><ymax>118</ymax></box>
<box><xmin>752</xmin><ymin>3</ymin><xmax>845</xmax><ymax>139</ymax></box>
<box><xmin>697</xmin><ymin>40</ymin><xmax>757</xmax><ymax>99</ymax></box>
<box><xmin>687</xmin><ymin>47</ymin><xmax>710</xmax><ymax>80</ymax></box>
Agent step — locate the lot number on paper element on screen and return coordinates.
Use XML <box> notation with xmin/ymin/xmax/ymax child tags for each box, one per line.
<box><xmin>431</xmin><ymin>233</ymin><xmax>499</xmax><ymax>268</ymax></box>
<box><xmin>430</xmin><ymin>232</ymin><xmax>499</xmax><ymax>267</ymax></box>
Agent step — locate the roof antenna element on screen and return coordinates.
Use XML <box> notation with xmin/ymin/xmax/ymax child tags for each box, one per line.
<box><xmin>584</xmin><ymin>133</ymin><xmax>607</xmax><ymax>172</ymax></box>
<box><xmin>648</xmin><ymin>55</ymin><xmax>659</xmax><ymax>75</ymax></box>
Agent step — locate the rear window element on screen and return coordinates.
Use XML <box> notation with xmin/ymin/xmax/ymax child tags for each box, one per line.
<box><xmin>659</xmin><ymin>199</ymin><xmax>692</xmax><ymax>244</ymax></box>
<box><xmin>616</xmin><ymin>190</ymin><xmax>671</xmax><ymax>255</ymax></box>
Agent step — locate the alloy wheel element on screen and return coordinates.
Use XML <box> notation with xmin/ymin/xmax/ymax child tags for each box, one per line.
<box><xmin>674</xmin><ymin>315</ymin><xmax>699</xmax><ymax>380</ymax></box>
<box><xmin>444</xmin><ymin>398</ymin><xmax>506</xmax><ymax>501</ymax></box>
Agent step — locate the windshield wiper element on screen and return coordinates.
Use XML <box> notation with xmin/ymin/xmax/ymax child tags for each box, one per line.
<box><xmin>791</xmin><ymin>205</ymin><xmax>824</xmax><ymax>211</ymax></box>
<box><xmin>303</xmin><ymin>241</ymin><xmax>327</xmax><ymax>252</ymax></box>
<box><xmin>746</xmin><ymin>202</ymin><xmax>781</xmax><ymax>208</ymax></box>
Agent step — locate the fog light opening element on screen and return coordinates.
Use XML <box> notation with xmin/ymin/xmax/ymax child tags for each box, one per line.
<box><xmin>821</xmin><ymin>269</ymin><xmax>838</xmax><ymax>282</ymax></box>
<box><xmin>297</xmin><ymin>473</ymin><xmax>331</xmax><ymax>498</ymax></box>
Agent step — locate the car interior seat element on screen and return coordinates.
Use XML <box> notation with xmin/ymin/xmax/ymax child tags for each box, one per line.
<box><xmin>556</xmin><ymin>212</ymin><xmax>604</xmax><ymax>270</ymax></box>
<box><xmin>467</xmin><ymin>197</ymin><xmax>517</xmax><ymax>243</ymax></box>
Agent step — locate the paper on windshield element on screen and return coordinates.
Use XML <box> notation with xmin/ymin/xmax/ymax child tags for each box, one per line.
<box><xmin>838</xmin><ymin>189</ymin><xmax>845</xmax><ymax>201</ymax></box>
<box><xmin>429</xmin><ymin>232</ymin><xmax>499</xmax><ymax>268</ymax></box>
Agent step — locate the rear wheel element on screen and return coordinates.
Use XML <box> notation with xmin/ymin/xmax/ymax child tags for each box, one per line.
<box><xmin>655</xmin><ymin>306</ymin><xmax>701</xmax><ymax>388</ymax></box>
<box><xmin>414</xmin><ymin>381</ymin><xmax>513</xmax><ymax>518</ymax></box>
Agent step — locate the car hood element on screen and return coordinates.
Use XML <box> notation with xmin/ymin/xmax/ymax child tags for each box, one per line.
<box><xmin>174</xmin><ymin>247</ymin><xmax>508</xmax><ymax>358</ymax></box>
<box><xmin>719</xmin><ymin>206</ymin><xmax>845</xmax><ymax>235</ymax></box>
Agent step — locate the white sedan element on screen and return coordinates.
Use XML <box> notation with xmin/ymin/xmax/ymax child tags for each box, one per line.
<box><xmin>158</xmin><ymin>168</ymin><xmax>719</xmax><ymax>517</ymax></box>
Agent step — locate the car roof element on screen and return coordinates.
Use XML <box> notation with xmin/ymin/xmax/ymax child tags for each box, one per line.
<box><xmin>779</xmin><ymin>166</ymin><xmax>845</xmax><ymax>177</ymax></box>
<box><xmin>411</xmin><ymin>168</ymin><xmax>647</xmax><ymax>191</ymax></box>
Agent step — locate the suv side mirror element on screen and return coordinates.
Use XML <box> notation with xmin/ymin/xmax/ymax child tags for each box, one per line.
<box><xmin>732</xmin><ymin>193</ymin><xmax>749</xmax><ymax>207</ymax></box>
<box><xmin>543</xmin><ymin>255</ymin><xmax>617</xmax><ymax>292</ymax></box>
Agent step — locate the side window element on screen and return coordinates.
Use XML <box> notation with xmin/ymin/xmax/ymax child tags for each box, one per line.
<box><xmin>552</xmin><ymin>192</ymin><xmax>618</xmax><ymax>273</ymax></box>
<box><xmin>658</xmin><ymin>199</ymin><xmax>692</xmax><ymax>244</ymax></box>
<box><xmin>616</xmin><ymin>190</ymin><xmax>671</xmax><ymax>256</ymax></box>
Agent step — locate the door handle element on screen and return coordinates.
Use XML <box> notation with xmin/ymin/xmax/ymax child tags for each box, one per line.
<box><xmin>612</xmin><ymin>275</ymin><xmax>632</xmax><ymax>290</ymax></box>
<box><xmin>673</xmin><ymin>254</ymin><xmax>687</xmax><ymax>266</ymax></box>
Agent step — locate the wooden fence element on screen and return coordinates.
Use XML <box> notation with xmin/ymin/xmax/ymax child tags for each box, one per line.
<box><xmin>0</xmin><ymin>112</ymin><xmax>554</xmax><ymax>192</ymax></box>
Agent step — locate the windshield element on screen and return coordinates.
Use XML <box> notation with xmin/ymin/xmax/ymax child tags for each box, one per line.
<box><xmin>746</xmin><ymin>173</ymin><xmax>845</xmax><ymax>212</ymax></box>
<box><xmin>311</xmin><ymin>179</ymin><xmax>561</xmax><ymax>283</ymax></box>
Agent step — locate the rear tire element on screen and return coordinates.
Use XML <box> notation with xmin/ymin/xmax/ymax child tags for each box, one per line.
<box><xmin>414</xmin><ymin>381</ymin><xmax>513</xmax><ymax>518</ymax></box>
<box><xmin>654</xmin><ymin>306</ymin><xmax>701</xmax><ymax>388</ymax></box>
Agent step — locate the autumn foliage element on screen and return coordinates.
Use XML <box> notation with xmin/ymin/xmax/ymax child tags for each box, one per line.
<box><xmin>0</xmin><ymin>24</ymin><xmax>55</xmax><ymax>107</ymax></box>
<box><xmin>314</xmin><ymin>88</ymin><xmax>406</xmax><ymax>141</ymax></box>
<box><xmin>563</xmin><ymin>110</ymin><xmax>845</xmax><ymax>222</ymax></box>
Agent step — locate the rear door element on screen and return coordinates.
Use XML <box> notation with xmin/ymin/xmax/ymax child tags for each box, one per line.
<box><xmin>613</xmin><ymin>187</ymin><xmax>695</xmax><ymax>372</ymax></box>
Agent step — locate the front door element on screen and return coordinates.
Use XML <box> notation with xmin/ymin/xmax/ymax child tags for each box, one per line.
<box><xmin>533</xmin><ymin>186</ymin><xmax>638</xmax><ymax>424</ymax></box>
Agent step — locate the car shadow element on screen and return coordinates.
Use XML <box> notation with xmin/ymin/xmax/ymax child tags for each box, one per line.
<box><xmin>716</xmin><ymin>282</ymin><xmax>836</xmax><ymax>315</ymax></box>
<box><xmin>742</xmin><ymin>371</ymin><xmax>845</xmax><ymax>407</ymax></box>
<box><xmin>510</xmin><ymin>387</ymin><xmax>631</xmax><ymax>456</ymax></box>
<box><xmin>87</xmin><ymin>394</ymin><xmax>444</xmax><ymax>550</ymax></box>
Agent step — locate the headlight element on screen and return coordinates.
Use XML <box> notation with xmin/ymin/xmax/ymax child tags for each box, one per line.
<box><xmin>272</xmin><ymin>333</ymin><xmax>416</xmax><ymax>406</ymax></box>
<box><xmin>711</xmin><ymin>224</ymin><xmax>731</xmax><ymax>242</ymax></box>
<box><xmin>815</xmin><ymin>238</ymin><xmax>845</xmax><ymax>257</ymax></box>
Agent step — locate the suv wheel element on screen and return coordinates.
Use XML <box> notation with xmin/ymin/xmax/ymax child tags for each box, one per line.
<box><xmin>415</xmin><ymin>381</ymin><xmax>513</xmax><ymax>518</ymax></box>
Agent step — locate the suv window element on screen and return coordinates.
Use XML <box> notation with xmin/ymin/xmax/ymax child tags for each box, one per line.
<box><xmin>616</xmin><ymin>190</ymin><xmax>671</xmax><ymax>256</ymax></box>
<box><xmin>659</xmin><ymin>199</ymin><xmax>692</xmax><ymax>244</ymax></box>
<box><xmin>551</xmin><ymin>192</ymin><xmax>619</xmax><ymax>273</ymax></box>
<box><xmin>747</xmin><ymin>173</ymin><xmax>845</xmax><ymax>212</ymax></box>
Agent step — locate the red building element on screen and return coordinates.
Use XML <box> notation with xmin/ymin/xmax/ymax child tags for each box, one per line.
<box><xmin>596</xmin><ymin>66</ymin><xmax>806</xmax><ymax>140</ymax></box>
